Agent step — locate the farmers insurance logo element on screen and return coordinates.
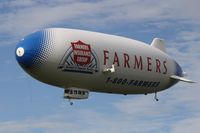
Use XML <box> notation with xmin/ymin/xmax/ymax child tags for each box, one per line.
<box><xmin>58</xmin><ymin>40</ymin><xmax>99</xmax><ymax>74</ymax></box>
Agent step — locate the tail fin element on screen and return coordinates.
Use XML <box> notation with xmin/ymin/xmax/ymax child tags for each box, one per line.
<box><xmin>170</xmin><ymin>75</ymin><xmax>196</xmax><ymax>83</ymax></box>
<box><xmin>151</xmin><ymin>38</ymin><xmax>166</xmax><ymax>53</ymax></box>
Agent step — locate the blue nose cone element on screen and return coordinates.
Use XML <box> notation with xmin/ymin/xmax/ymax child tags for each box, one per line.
<box><xmin>15</xmin><ymin>30</ymin><xmax>54</xmax><ymax>70</ymax></box>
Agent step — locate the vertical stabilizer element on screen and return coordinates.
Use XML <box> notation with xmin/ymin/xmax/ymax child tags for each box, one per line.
<box><xmin>151</xmin><ymin>38</ymin><xmax>166</xmax><ymax>53</ymax></box>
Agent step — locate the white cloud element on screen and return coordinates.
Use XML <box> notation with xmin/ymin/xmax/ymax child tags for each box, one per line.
<box><xmin>0</xmin><ymin>117</ymin><xmax>75</xmax><ymax>133</ymax></box>
<box><xmin>0</xmin><ymin>0</ymin><xmax>200</xmax><ymax>40</ymax></box>
<box><xmin>0</xmin><ymin>109</ymin><xmax>165</xmax><ymax>133</ymax></box>
<box><xmin>0</xmin><ymin>2</ymin><xmax>95</xmax><ymax>36</ymax></box>
<box><xmin>171</xmin><ymin>115</ymin><xmax>200</xmax><ymax>133</ymax></box>
<box><xmin>177</xmin><ymin>31</ymin><xmax>200</xmax><ymax>42</ymax></box>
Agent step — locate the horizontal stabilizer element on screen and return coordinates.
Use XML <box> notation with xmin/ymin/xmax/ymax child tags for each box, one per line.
<box><xmin>151</xmin><ymin>38</ymin><xmax>166</xmax><ymax>53</ymax></box>
<box><xmin>170</xmin><ymin>75</ymin><xmax>196</xmax><ymax>83</ymax></box>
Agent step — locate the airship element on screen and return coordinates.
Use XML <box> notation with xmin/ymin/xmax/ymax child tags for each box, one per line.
<box><xmin>15</xmin><ymin>28</ymin><xmax>194</xmax><ymax>104</ymax></box>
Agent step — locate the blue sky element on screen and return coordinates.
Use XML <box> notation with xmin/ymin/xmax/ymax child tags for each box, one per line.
<box><xmin>0</xmin><ymin>0</ymin><xmax>200</xmax><ymax>133</ymax></box>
